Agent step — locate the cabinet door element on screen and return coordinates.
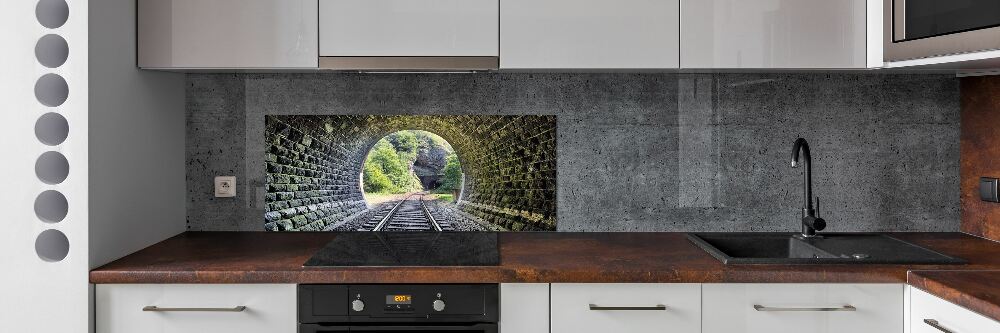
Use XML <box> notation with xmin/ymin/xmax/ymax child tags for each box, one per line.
<box><xmin>681</xmin><ymin>0</ymin><xmax>869</xmax><ymax>68</ymax></box>
<box><xmin>500</xmin><ymin>284</ymin><xmax>548</xmax><ymax>333</ymax></box>
<box><xmin>319</xmin><ymin>0</ymin><xmax>499</xmax><ymax>57</ymax></box>
<box><xmin>96</xmin><ymin>284</ymin><xmax>297</xmax><ymax>333</ymax></box>
<box><xmin>702</xmin><ymin>283</ymin><xmax>903</xmax><ymax>333</ymax></box>
<box><xmin>910</xmin><ymin>287</ymin><xmax>1000</xmax><ymax>333</ymax></box>
<box><xmin>501</xmin><ymin>0</ymin><xmax>680</xmax><ymax>69</ymax></box>
<box><xmin>138</xmin><ymin>0</ymin><xmax>318</xmax><ymax>69</ymax></box>
<box><xmin>551</xmin><ymin>283</ymin><xmax>701</xmax><ymax>333</ymax></box>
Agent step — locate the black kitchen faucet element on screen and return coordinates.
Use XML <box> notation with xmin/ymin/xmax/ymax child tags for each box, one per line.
<box><xmin>791</xmin><ymin>138</ymin><xmax>826</xmax><ymax>237</ymax></box>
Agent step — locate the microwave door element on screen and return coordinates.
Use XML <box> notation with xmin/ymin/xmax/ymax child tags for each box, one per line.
<box><xmin>885</xmin><ymin>0</ymin><xmax>1000</xmax><ymax>61</ymax></box>
<box><xmin>895</xmin><ymin>0</ymin><xmax>1000</xmax><ymax>42</ymax></box>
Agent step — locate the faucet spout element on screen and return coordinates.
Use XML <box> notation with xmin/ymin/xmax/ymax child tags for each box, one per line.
<box><xmin>791</xmin><ymin>138</ymin><xmax>825</xmax><ymax>237</ymax></box>
<box><xmin>791</xmin><ymin>138</ymin><xmax>813</xmax><ymax>212</ymax></box>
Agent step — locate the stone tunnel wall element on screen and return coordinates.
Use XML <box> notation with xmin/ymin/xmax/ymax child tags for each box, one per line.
<box><xmin>263</xmin><ymin>115</ymin><xmax>557</xmax><ymax>231</ymax></box>
<box><xmin>263</xmin><ymin>116</ymin><xmax>368</xmax><ymax>231</ymax></box>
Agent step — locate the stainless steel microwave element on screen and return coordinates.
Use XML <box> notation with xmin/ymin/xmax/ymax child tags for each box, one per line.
<box><xmin>885</xmin><ymin>0</ymin><xmax>1000</xmax><ymax>62</ymax></box>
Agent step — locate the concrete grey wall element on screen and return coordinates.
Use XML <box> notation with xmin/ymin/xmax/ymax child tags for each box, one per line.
<box><xmin>187</xmin><ymin>73</ymin><xmax>960</xmax><ymax>232</ymax></box>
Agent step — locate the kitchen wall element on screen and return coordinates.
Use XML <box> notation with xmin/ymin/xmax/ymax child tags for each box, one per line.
<box><xmin>186</xmin><ymin>73</ymin><xmax>960</xmax><ymax>232</ymax></box>
<box><xmin>960</xmin><ymin>76</ymin><xmax>1000</xmax><ymax>242</ymax></box>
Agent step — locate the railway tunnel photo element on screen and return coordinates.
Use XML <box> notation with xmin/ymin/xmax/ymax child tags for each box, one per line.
<box><xmin>264</xmin><ymin>115</ymin><xmax>557</xmax><ymax>232</ymax></box>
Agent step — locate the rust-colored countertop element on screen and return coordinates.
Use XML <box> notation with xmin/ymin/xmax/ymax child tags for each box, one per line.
<box><xmin>908</xmin><ymin>270</ymin><xmax>1000</xmax><ymax>322</ymax></box>
<box><xmin>91</xmin><ymin>232</ymin><xmax>1000</xmax><ymax>285</ymax></box>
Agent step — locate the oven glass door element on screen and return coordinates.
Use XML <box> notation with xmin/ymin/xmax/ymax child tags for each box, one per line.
<box><xmin>301</xmin><ymin>324</ymin><xmax>498</xmax><ymax>333</ymax></box>
<box><xmin>898</xmin><ymin>0</ymin><xmax>1000</xmax><ymax>41</ymax></box>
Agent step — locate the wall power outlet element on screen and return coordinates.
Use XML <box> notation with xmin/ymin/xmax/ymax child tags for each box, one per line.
<box><xmin>215</xmin><ymin>176</ymin><xmax>236</xmax><ymax>198</ymax></box>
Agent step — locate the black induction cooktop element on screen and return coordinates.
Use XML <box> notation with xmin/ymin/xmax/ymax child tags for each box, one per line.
<box><xmin>304</xmin><ymin>232</ymin><xmax>500</xmax><ymax>267</ymax></box>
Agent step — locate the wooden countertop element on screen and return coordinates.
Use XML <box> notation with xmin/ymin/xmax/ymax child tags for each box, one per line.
<box><xmin>90</xmin><ymin>232</ymin><xmax>1000</xmax><ymax>284</ymax></box>
<box><xmin>908</xmin><ymin>270</ymin><xmax>1000</xmax><ymax>322</ymax></box>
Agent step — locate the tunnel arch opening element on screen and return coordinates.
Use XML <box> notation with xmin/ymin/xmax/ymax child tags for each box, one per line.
<box><xmin>359</xmin><ymin>130</ymin><xmax>465</xmax><ymax>206</ymax></box>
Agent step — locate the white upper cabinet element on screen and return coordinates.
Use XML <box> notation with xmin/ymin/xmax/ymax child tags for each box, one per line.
<box><xmin>138</xmin><ymin>0</ymin><xmax>318</xmax><ymax>69</ymax></box>
<box><xmin>500</xmin><ymin>0</ymin><xmax>680</xmax><ymax>69</ymax></box>
<box><xmin>133</xmin><ymin>0</ymin><xmax>884</xmax><ymax>70</ymax></box>
<box><xmin>681</xmin><ymin>0</ymin><xmax>877</xmax><ymax>69</ymax></box>
<box><xmin>319</xmin><ymin>0</ymin><xmax>499</xmax><ymax>57</ymax></box>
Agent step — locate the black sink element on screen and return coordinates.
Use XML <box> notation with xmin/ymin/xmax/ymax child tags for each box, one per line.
<box><xmin>687</xmin><ymin>233</ymin><xmax>966</xmax><ymax>265</ymax></box>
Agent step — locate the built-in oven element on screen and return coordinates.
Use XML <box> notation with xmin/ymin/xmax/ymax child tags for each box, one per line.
<box><xmin>885</xmin><ymin>0</ymin><xmax>1000</xmax><ymax>61</ymax></box>
<box><xmin>299</xmin><ymin>284</ymin><xmax>498</xmax><ymax>333</ymax></box>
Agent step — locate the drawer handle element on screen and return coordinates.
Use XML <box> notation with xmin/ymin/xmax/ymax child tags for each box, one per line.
<box><xmin>753</xmin><ymin>305</ymin><xmax>856</xmax><ymax>312</ymax></box>
<box><xmin>923</xmin><ymin>319</ymin><xmax>954</xmax><ymax>333</ymax></box>
<box><xmin>589</xmin><ymin>304</ymin><xmax>667</xmax><ymax>311</ymax></box>
<box><xmin>142</xmin><ymin>306</ymin><xmax>247</xmax><ymax>312</ymax></box>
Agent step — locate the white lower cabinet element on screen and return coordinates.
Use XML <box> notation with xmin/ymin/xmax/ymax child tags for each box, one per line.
<box><xmin>500</xmin><ymin>283</ymin><xmax>549</xmax><ymax>333</ymax></box>
<box><xmin>95</xmin><ymin>284</ymin><xmax>296</xmax><ymax>333</ymax></box>
<box><xmin>702</xmin><ymin>283</ymin><xmax>904</xmax><ymax>333</ymax></box>
<box><xmin>95</xmin><ymin>282</ymin><xmax>1000</xmax><ymax>333</ymax></box>
<box><xmin>551</xmin><ymin>283</ymin><xmax>701</xmax><ymax>333</ymax></box>
<box><xmin>910</xmin><ymin>287</ymin><xmax>1000</xmax><ymax>333</ymax></box>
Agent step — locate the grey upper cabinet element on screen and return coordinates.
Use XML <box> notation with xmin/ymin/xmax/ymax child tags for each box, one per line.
<box><xmin>138</xmin><ymin>0</ymin><xmax>318</xmax><ymax>69</ymax></box>
<box><xmin>680</xmin><ymin>0</ymin><xmax>880</xmax><ymax>69</ymax></box>
<box><xmin>500</xmin><ymin>0</ymin><xmax>680</xmax><ymax>69</ymax></box>
<box><xmin>134</xmin><ymin>0</ymin><xmax>884</xmax><ymax>70</ymax></box>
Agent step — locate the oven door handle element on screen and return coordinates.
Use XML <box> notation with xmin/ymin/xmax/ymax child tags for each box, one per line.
<box><xmin>300</xmin><ymin>323</ymin><xmax>498</xmax><ymax>333</ymax></box>
<box><xmin>299</xmin><ymin>326</ymin><xmax>349</xmax><ymax>332</ymax></box>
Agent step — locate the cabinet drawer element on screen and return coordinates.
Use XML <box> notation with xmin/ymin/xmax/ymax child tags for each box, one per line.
<box><xmin>96</xmin><ymin>284</ymin><xmax>296</xmax><ymax>333</ymax></box>
<box><xmin>319</xmin><ymin>0</ymin><xmax>499</xmax><ymax>57</ymax></box>
<box><xmin>703</xmin><ymin>283</ymin><xmax>903</xmax><ymax>333</ymax></box>
<box><xmin>551</xmin><ymin>283</ymin><xmax>700</xmax><ymax>333</ymax></box>
<box><xmin>910</xmin><ymin>287</ymin><xmax>1000</xmax><ymax>333</ymax></box>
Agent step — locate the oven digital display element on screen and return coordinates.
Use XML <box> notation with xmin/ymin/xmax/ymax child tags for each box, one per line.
<box><xmin>386</xmin><ymin>295</ymin><xmax>412</xmax><ymax>305</ymax></box>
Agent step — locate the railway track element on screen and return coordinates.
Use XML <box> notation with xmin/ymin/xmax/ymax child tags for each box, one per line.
<box><xmin>360</xmin><ymin>192</ymin><xmax>453</xmax><ymax>231</ymax></box>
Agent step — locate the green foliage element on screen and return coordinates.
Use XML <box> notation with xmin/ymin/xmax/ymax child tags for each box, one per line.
<box><xmin>433</xmin><ymin>194</ymin><xmax>455</xmax><ymax>203</ymax></box>
<box><xmin>438</xmin><ymin>153</ymin><xmax>463</xmax><ymax>191</ymax></box>
<box><xmin>363</xmin><ymin>139</ymin><xmax>422</xmax><ymax>194</ymax></box>
<box><xmin>362</xmin><ymin>161</ymin><xmax>393</xmax><ymax>193</ymax></box>
<box><xmin>418</xmin><ymin>131</ymin><xmax>453</xmax><ymax>152</ymax></box>
<box><xmin>388</xmin><ymin>130</ymin><xmax>420</xmax><ymax>163</ymax></box>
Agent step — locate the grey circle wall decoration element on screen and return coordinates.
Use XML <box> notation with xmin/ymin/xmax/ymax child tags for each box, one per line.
<box><xmin>35</xmin><ymin>229</ymin><xmax>70</xmax><ymax>262</ymax></box>
<box><xmin>34</xmin><ymin>0</ymin><xmax>73</xmax><ymax>265</ymax></box>
<box><xmin>35</xmin><ymin>151</ymin><xmax>69</xmax><ymax>184</ymax></box>
<box><xmin>34</xmin><ymin>73</ymin><xmax>69</xmax><ymax>107</ymax></box>
<box><xmin>34</xmin><ymin>190</ymin><xmax>69</xmax><ymax>223</ymax></box>
<box><xmin>35</xmin><ymin>34</ymin><xmax>68</xmax><ymax>68</ymax></box>
<box><xmin>35</xmin><ymin>112</ymin><xmax>69</xmax><ymax>145</ymax></box>
<box><xmin>36</xmin><ymin>0</ymin><xmax>69</xmax><ymax>29</ymax></box>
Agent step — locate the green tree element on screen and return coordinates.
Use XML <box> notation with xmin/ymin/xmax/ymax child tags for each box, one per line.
<box><xmin>363</xmin><ymin>138</ymin><xmax>422</xmax><ymax>194</ymax></box>
<box><xmin>362</xmin><ymin>161</ymin><xmax>393</xmax><ymax>193</ymax></box>
<box><xmin>438</xmin><ymin>153</ymin><xmax>463</xmax><ymax>191</ymax></box>
<box><xmin>388</xmin><ymin>131</ymin><xmax>420</xmax><ymax>163</ymax></box>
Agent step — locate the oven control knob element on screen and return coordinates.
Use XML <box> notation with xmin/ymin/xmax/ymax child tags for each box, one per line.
<box><xmin>351</xmin><ymin>299</ymin><xmax>365</xmax><ymax>312</ymax></box>
<box><xmin>432</xmin><ymin>299</ymin><xmax>446</xmax><ymax>312</ymax></box>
